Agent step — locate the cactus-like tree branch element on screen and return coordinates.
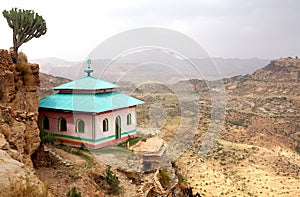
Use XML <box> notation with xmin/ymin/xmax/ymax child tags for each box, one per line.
<box><xmin>3</xmin><ymin>8</ymin><xmax>47</xmax><ymax>63</ymax></box>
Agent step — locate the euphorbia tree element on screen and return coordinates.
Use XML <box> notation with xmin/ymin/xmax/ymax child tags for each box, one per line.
<box><xmin>3</xmin><ymin>8</ymin><xmax>47</xmax><ymax>63</ymax></box>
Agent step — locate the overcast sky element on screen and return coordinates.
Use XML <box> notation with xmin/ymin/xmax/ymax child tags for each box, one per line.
<box><xmin>0</xmin><ymin>0</ymin><xmax>299</xmax><ymax>61</ymax></box>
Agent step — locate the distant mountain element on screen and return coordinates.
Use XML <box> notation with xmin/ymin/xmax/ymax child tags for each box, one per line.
<box><xmin>30</xmin><ymin>57</ymin><xmax>77</xmax><ymax>74</ymax></box>
<box><xmin>38</xmin><ymin>72</ymin><xmax>71</xmax><ymax>98</ymax></box>
<box><xmin>224</xmin><ymin>57</ymin><xmax>300</xmax><ymax>98</ymax></box>
<box><xmin>32</xmin><ymin>55</ymin><xmax>270</xmax><ymax>82</ymax></box>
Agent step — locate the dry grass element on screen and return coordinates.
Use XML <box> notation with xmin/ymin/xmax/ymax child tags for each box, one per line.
<box><xmin>18</xmin><ymin>52</ymin><xmax>28</xmax><ymax>63</ymax></box>
<box><xmin>176</xmin><ymin>139</ymin><xmax>300</xmax><ymax>196</ymax></box>
<box><xmin>16</xmin><ymin>61</ymin><xmax>35</xmax><ymax>86</ymax></box>
<box><xmin>4</xmin><ymin>177</ymin><xmax>50</xmax><ymax>197</ymax></box>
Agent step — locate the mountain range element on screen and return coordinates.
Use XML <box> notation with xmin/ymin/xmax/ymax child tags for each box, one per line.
<box><xmin>32</xmin><ymin>56</ymin><xmax>269</xmax><ymax>82</ymax></box>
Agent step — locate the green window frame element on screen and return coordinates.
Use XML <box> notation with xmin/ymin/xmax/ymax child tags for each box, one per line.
<box><xmin>127</xmin><ymin>113</ymin><xmax>132</xmax><ymax>125</ymax></box>
<box><xmin>76</xmin><ymin>119</ymin><xmax>85</xmax><ymax>133</ymax></box>
<box><xmin>58</xmin><ymin>117</ymin><xmax>67</xmax><ymax>131</ymax></box>
<box><xmin>103</xmin><ymin>118</ymin><xmax>109</xmax><ymax>132</ymax></box>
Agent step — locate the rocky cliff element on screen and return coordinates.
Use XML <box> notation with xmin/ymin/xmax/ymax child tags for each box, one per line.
<box><xmin>0</xmin><ymin>49</ymin><xmax>46</xmax><ymax>195</ymax></box>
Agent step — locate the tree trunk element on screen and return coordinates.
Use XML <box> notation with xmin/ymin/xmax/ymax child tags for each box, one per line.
<box><xmin>12</xmin><ymin>30</ymin><xmax>18</xmax><ymax>63</ymax></box>
<box><xmin>12</xmin><ymin>46</ymin><xmax>18</xmax><ymax>63</ymax></box>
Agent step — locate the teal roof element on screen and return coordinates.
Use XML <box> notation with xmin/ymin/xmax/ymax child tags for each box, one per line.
<box><xmin>54</xmin><ymin>76</ymin><xmax>119</xmax><ymax>90</ymax></box>
<box><xmin>39</xmin><ymin>92</ymin><xmax>144</xmax><ymax>113</ymax></box>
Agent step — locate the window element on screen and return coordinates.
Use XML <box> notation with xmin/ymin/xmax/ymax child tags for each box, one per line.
<box><xmin>103</xmin><ymin>118</ymin><xmax>109</xmax><ymax>132</ymax></box>
<box><xmin>76</xmin><ymin>120</ymin><xmax>85</xmax><ymax>133</ymax></box>
<box><xmin>41</xmin><ymin>116</ymin><xmax>49</xmax><ymax>130</ymax></box>
<box><xmin>58</xmin><ymin>117</ymin><xmax>67</xmax><ymax>131</ymax></box>
<box><xmin>127</xmin><ymin>113</ymin><xmax>132</xmax><ymax>125</ymax></box>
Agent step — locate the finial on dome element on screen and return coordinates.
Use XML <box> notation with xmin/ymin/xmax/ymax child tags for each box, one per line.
<box><xmin>84</xmin><ymin>58</ymin><xmax>93</xmax><ymax>76</ymax></box>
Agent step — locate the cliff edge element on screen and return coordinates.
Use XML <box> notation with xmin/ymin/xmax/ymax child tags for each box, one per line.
<box><xmin>0</xmin><ymin>49</ymin><xmax>46</xmax><ymax>195</ymax></box>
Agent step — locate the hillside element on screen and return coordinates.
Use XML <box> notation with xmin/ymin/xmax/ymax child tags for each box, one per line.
<box><xmin>36</xmin><ymin>57</ymin><xmax>300</xmax><ymax>196</ymax></box>
<box><xmin>132</xmin><ymin>57</ymin><xmax>300</xmax><ymax>196</ymax></box>
<box><xmin>38</xmin><ymin>72</ymin><xmax>71</xmax><ymax>98</ymax></box>
<box><xmin>222</xmin><ymin>58</ymin><xmax>299</xmax><ymax>150</ymax></box>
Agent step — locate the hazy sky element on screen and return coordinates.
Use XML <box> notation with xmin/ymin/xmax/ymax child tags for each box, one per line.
<box><xmin>0</xmin><ymin>0</ymin><xmax>299</xmax><ymax>61</ymax></box>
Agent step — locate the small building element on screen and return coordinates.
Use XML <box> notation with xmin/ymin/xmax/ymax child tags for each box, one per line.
<box><xmin>38</xmin><ymin>60</ymin><xmax>144</xmax><ymax>149</ymax></box>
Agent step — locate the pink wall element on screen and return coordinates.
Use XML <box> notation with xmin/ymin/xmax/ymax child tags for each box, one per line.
<box><xmin>39</xmin><ymin>106</ymin><xmax>137</xmax><ymax>143</ymax></box>
<box><xmin>95</xmin><ymin>107</ymin><xmax>137</xmax><ymax>140</ymax></box>
<box><xmin>39</xmin><ymin>110</ymin><xmax>93</xmax><ymax>139</ymax></box>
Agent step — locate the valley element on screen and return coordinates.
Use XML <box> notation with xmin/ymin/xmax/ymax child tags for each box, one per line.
<box><xmin>35</xmin><ymin>57</ymin><xmax>300</xmax><ymax>196</ymax></box>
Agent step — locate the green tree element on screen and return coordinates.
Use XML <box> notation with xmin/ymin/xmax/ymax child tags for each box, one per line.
<box><xmin>2</xmin><ymin>8</ymin><xmax>47</xmax><ymax>63</ymax></box>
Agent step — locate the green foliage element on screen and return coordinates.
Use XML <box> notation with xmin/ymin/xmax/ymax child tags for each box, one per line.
<box><xmin>118</xmin><ymin>136</ymin><xmax>142</xmax><ymax>148</ymax></box>
<box><xmin>40</xmin><ymin>131</ymin><xmax>56</xmax><ymax>145</ymax></box>
<box><xmin>178</xmin><ymin>174</ymin><xmax>188</xmax><ymax>186</ymax></box>
<box><xmin>56</xmin><ymin>144</ymin><xmax>94</xmax><ymax>167</ymax></box>
<box><xmin>67</xmin><ymin>187</ymin><xmax>82</xmax><ymax>197</ymax></box>
<box><xmin>105</xmin><ymin>166</ymin><xmax>121</xmax><ymax>195</ymax></box>
<box><xmin>159</xmin><ymin>169</ymin><xmax>171</xmax><ymax>189</ymax></box>
<box><xmin>2</xmin><ymin>8</ymin><xmax>47</xmax><ymax>63</ymax></box>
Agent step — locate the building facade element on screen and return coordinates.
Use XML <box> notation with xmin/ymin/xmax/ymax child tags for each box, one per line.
<box><xmin>38</xmin><ymin>61</ymin><xmax>144</xmax><ymax>149</ymax></box>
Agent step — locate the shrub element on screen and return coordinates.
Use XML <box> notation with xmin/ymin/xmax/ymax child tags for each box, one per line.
<box><xmin>178</xmin><ymin>174</ymin><xmax>188</xmax><ymax>186</ymax></box>
<box><xmin>67</xmin><ymin>187</ymin><xmax>81</xmax><ymax>197</ymax></box>
<box><xmin>18</xmin><ymin>52</ymin><xmax>28</xmax><ymax>63</ymax></box>
<box><xmin>16</xmin><ymin>61</ymin><xmax>35</xmax><ymax>86</ymax></box>
<box><xmin>159</xmin><ymin>169</ymin><xmax>171</xmax><ymax>189</ymax></box>
<box><xmin>105</xmin><ymin>166</ymin><xmax>121</xmax><ymax>195</ymax></box>
<box><xmin>40</xmin><ymin>131</ymin><xmax>56</xmax><ymax>145</ymax></box>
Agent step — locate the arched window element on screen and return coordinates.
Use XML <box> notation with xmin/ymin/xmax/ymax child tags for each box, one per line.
<box><xmin>41</xmin><ymin>116</ymin><xmax>49</xmax><ymax>130</ymax></box>
<box><xmin>103</xmin><ymin>118</ymin><xmax>109</xmax><ymax>132</ymax></box>
<box><xmin>58</xmin><ymin>117</ymin><xmax>67</xmax><ymax>131</ymax></box>
<box><xmin>76</xmin><ymin>120</ymin><xmax>85</xmax><ymax>133</ymax></box>
<box><xmin>127</xmin><ymin>113</ymin><xmax>132</xmax><ymax>125</ymax></box>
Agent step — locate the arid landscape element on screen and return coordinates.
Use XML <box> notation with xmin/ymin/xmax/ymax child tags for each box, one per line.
<box><xmin>17</xmin><ymin>56</ymin><xmax>297</xmax><ymax>196</ymax></box>
<box><xmin>0</xmin><ymin>45</ymin><xmax>299</xmax><ymax>196</ymax></box>
<box><xmin>1</xmin><ymin>1</ymin><xmax>299</xmax><ymax>197</ymax></box>
<box><xmin>132</xmin><ymin>58</ymin><xmax>300</xmax><ymax>196</ymax></box>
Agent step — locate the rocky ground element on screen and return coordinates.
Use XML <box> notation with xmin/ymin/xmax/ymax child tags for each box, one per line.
<box><xmin>132</xmin><ymin>57</ymin><xmax>300</xmax><ymax>196</ymax></box>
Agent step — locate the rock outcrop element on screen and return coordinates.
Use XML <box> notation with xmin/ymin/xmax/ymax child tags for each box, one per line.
<box><xmin>0</xmin><ymin>149</ymin><xmax>48</xmax><ymax>196</ymax></box>
<box><xmin>0</xmin><ymin>49</ymin><xmax>43</xmax><ymax>194</ymax></box>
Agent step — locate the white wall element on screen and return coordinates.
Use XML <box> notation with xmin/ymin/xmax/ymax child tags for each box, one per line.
<box><xmin>95</xmin><ymin>107</ymin><xmax>137</xmax><ymax>140</ymax></box>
